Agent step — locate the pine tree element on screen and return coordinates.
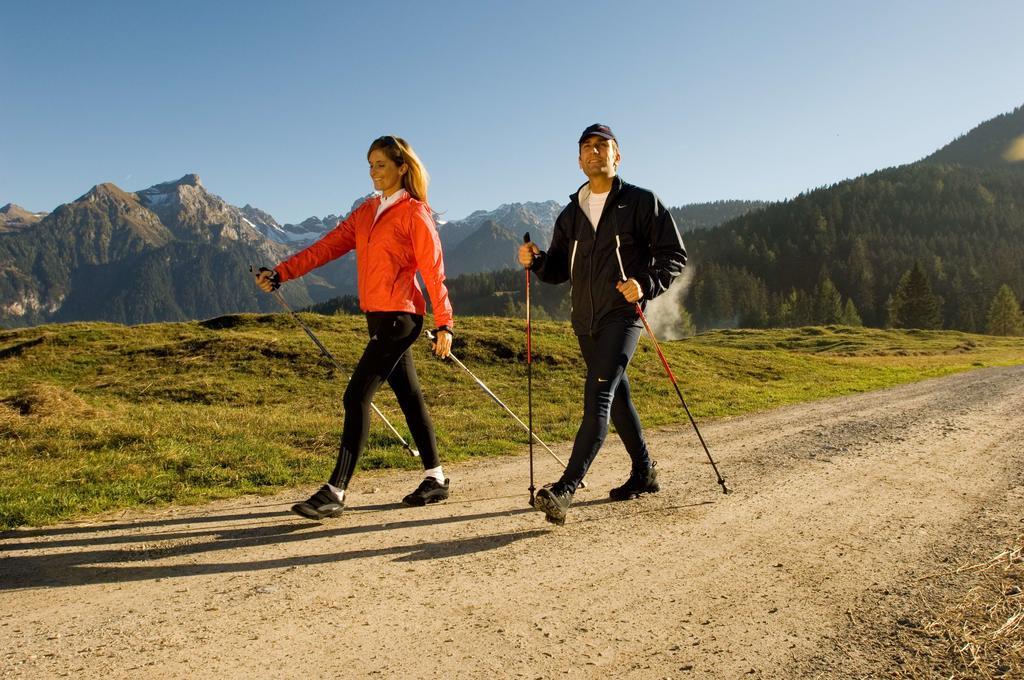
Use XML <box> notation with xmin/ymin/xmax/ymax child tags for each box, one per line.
<box><xmin>776</xmin><ymin>289</ymin><xmax>800</xmax><ymax>327</ymax></box>
<box><xmin>889</xmin><ymin>262</ymin><xmax>943</xmax><ymax>329</ymax></box>
<box><xmin>985</xmin><ymin>284</ymin><xmax>1023</xmax><ymax>335</ymax></box>
<box><xmin>678</xmin><ymin>305</ymin><xmax>697</xmax><ymax>337</ymax></box>
<box><xmin>839</xmin><ymin>298</ymin><xmax>863</xmax><ymax>326</ymax></box>
<box><xmin>812</xmin><ymin>277</ymin><xmax>844</xmax><ymax>324</ymax></box>
<box><xmin>792</xmin><ymin>290</ymin><xmax>815</xmax><ymax>327</ymax></box>
<box><xmin>843</xmin><ymin>237</ymin><xmax>875</xmax><ymax>324</ymax></box>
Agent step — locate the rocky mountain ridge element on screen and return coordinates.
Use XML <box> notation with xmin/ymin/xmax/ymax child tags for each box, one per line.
<box><xmin>0</xmin><ymin>203</ymin><xmax>48</xmax><ymax>233</ymax></box>
<box><xmin>0</xmin><ymin>178</ymin><xmax>573</xmax><ymax>326</ymax></box>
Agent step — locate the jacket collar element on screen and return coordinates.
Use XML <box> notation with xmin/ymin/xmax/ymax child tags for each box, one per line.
<box><xmin>374</xmin><ymin>188</ymin><xmax>409</xmax><ymax>209</ymax></box>
<box><xmin>570</xmin><ymin>175</ymin><xmax>625</xmax><ymax>205</ymax></box>
<box><xmin>371</xmin><ymin>189</ymin><xmax>412</xmax><ymax>224</ymax></box>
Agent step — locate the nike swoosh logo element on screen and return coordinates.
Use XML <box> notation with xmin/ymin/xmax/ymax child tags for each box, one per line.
<box><xmin>370</xmin><ymin>335</ymin><xmax>378</xmax><ymax>341</ymax></box>
<box><xmin>597</xmin><ymin>378</ymin><xmax>609</xmax><ymax>383</ymax></box>
<box><xmin>617</xmin><ymin>204</ymin><xmax>628</xmax><ymax>208</ymax></box>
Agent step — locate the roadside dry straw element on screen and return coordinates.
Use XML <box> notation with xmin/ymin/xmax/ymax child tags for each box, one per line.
<box><xmin>906</xmin><ymin>537</ymin><xmax>1023</xmax><ymax>678</ymax></box>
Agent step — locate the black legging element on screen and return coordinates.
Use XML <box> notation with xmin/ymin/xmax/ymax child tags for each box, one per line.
<box><xmin>558</xmin><ymin>319</ymin><xmax>651</xmax><ymax>494</ymax></box>
<box><xmin>328</xmin><ymin>312</ymin><xmax>440</xmax><ymax>489</ymax></box>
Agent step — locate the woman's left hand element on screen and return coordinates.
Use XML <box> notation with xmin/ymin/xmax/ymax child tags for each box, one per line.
<box><xmin>432</xmin><ymin>329</ymin><xmax>453</xmax><ymax>358</ymax></box>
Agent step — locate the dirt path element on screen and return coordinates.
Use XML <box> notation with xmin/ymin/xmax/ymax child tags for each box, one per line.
<box><xmin>3</xmin><ymin>366</ymin><xmax>1022</xmax><ymax>679</ymax></box>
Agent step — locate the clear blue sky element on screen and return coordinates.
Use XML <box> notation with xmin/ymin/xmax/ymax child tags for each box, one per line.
<box><xmin>2</xmin><ymin>0</ymin><xmax>1022</xmax><ymax>224</ymax></box>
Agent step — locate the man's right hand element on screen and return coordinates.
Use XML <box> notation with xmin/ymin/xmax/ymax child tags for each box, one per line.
<box><xmin>254</xmin><ymin>267</ymin><xmax>280</xmax><ymax>292</ymax></box>
<box><xmin>518</xmin><ymin>242</ymin><xmax>541</xmax><ymax>268</ymax></box>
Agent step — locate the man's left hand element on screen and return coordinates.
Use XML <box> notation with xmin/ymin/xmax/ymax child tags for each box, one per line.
<box><xmin>616</xmin><ymin>278</ymin><xmax>644</xmax><ymax>303</ymax></box>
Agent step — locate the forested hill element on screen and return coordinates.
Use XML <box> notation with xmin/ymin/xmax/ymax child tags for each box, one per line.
<box><xmin>668</xmin><ymin>200</ymin><xmax>768</xmax><ymax>232</ymax></box>
<box><xmin>681</xmin><ymin>105</ymin><xmax>1024</xmax><ymax>332</ymax></box>
<box><xmin>924</xmin><ymin>105</ymin><xmax>1024</xmax><ymax>168</ymax></box>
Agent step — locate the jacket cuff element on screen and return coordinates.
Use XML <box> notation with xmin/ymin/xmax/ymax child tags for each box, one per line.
<box><xmin>638</xmin><ymin>274</ymin><xmax>655</xmax><ymax>299</ymax></box>
<box><xmin>530</xmin><ymin>251</ymin><xmax>547</xmax><ymax>273</ymax></box>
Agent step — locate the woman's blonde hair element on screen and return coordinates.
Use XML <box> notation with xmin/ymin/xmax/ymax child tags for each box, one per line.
<box><xmin>367</xmin><ymin>135</ymin><xmax>430</xmax><ymax>202</ymax></box>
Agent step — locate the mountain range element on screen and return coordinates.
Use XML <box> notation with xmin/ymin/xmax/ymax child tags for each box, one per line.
<box><xmin>3</xmin><ymin>104</ymin><xmax>1022</xmax><ymax>330</ymax></box>
<box><xmin>0</xmin><ymin>174</ymin><xmax>562</xmax><ymax>326</ymax></box>
<box><xmin>0</xmin><ymin>168</ymin><xmax>761</xmax><ymax>328</ymax></box>
<box><xmin>0</xmin><ymin>175</ymin><xmax>299</xmax><ymax>325</ymax></box>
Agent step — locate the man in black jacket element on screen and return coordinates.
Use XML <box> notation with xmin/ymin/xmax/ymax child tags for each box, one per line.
<box><xmin>518</xmin><ymin>123</ymin><xmax>687</xmax><ymax>525</ymax></box>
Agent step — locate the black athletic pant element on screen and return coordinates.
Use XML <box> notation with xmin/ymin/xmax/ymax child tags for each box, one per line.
<box><xmin>328</xmin><ymin>312</ymin><xmax>440</xmax><ymax>489</ymax></box>
<box><xmin>558</xmin><ymin>319</ymin><xmax>651</xmax><ymax>494</ymax></box>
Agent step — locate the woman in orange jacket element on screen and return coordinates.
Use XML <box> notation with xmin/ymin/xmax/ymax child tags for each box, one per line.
<box><xmin>255</xmin><ymin>135</ymin><xmax>454</xmax><ymax>519</ymax></box>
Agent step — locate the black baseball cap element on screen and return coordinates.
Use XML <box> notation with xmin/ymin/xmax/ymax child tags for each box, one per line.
<box><xmin>578</xmin><ymin>123</ymin><xmax>616</xmax><ymax>144</ymax></box>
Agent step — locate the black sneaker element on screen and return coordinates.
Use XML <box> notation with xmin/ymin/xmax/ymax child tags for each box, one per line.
<box><xmin>609</xmin><ymin>461</ymin><xmax>660</xmax><ymax>501</ymax></box>
<box><xmin>402</xmin><ymin>477</ymin><xmax>450</xmax><ymax>506</ymax></box>
<box><xmin>291</xmin><ymin>485</ymin><xmax>344</xmax><ymax>520</ymax></box>
<box><xmin>534</xmin><ymin>483</ymin><xmax>573</xmax><ymax>526</ymax></box>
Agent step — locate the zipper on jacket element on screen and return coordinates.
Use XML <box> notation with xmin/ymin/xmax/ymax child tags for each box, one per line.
<box><xmin>588</xmin><ymin>180</ymin><xmax>622</xmax><ymax>334</ymax></box>
<box><xmin>588</xmin><ymin>242</ymin><xmax>595</xmax><ymax>334</ymax></box>
<box><xmin>577</xmin><ymin>202</ymin><xmax>595</xmax><ymax>334</ymax></box>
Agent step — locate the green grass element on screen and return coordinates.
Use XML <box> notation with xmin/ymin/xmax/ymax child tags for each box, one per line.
<box><xmin>2</xmin><ymin>315</ymin><xmax>1023</xmax><ymax>529</ymax></box>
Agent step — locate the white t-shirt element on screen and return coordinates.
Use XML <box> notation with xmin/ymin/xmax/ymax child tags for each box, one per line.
<box><xmin>585</xmin><ymin>190</ymin><xmax>609</xmax><ymax>231</ymax></box>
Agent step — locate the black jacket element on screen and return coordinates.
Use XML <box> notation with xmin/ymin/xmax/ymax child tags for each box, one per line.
<box><xmin>533</xmin><ymin>176</ymin><xmax>687</xmax><ymax>336</ymax></box>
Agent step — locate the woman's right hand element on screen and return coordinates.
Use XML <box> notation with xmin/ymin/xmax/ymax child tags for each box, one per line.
<box><xmin>254</xmin><ymin>267</ymin><xmax>280</xmax><ymax>292</ymax></box>
<box><xmin>518</xmin><ymin>242</ymin><xmax>540</xmax><ymax>268</ymax></box>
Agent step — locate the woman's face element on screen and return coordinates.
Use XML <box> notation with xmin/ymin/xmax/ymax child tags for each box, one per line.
<box><xmin>368</xmin><ymin>149</ymin><xmax>406</xmax><ymax>196</ymax></box>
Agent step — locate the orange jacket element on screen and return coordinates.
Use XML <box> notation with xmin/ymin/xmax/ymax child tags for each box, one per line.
<box><xmin>274</xmin><ymin>193</ymin><xmax>454</xmax><ymax>329</ymax></box>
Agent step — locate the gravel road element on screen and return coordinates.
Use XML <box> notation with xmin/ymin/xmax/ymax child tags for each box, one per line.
<box><xmin>2</xmin><ymin>365</ymin><xmax>1022</xmax><ymax>679</ymax></box>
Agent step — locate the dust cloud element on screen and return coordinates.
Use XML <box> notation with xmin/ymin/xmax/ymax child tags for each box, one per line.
<box><xmin>643</xmin><ymin>266</ymin><xmax>695</xmax><ymax>341</ymax></box>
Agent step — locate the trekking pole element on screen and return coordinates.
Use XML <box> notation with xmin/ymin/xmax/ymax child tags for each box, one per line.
<box><xmin>424</xmin><ymin>331</ymin><xmax>582</xmax><ymax>486</ymax></box>
<box><xmin>250</xmin><ymin>266</ymin><xmax>419</xmax><ymax>458</ymax></box>
<box><xmin>524</xmin><ymin>233</ymin><xmax>536</xmax><ymax>506</ymax></box>
<box><xmin>634</xmin><ymin>300</ymin><xmax>729</xmax><ymax>494</ymax></box>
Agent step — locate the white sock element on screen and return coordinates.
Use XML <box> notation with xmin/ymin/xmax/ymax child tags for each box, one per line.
<box><xmin>325</xmin><ymin>483</ymin><xmax>345</xmax><ymax>502</ymax></box>
<box><xmin>424</xmin><ymin>466</ymin><xmax>445</xmax><ymax>484</ymax></box>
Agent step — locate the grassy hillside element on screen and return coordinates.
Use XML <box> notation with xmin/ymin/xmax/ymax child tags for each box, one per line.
<box><xmin>2</xmin><ymin>315</ymin><xmax>1023</xmax><ymax>529</ymax></box>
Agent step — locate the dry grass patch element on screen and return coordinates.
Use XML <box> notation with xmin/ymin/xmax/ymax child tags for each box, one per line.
<box><xmin>901</xmin><ymin>537</ymin><xmax>1023</xmax><ymax>678</ymax></box>
<box><xmin>1</xmin><ymin>383</ymin><xmax>95</xmax><ymax>418</ymax></box>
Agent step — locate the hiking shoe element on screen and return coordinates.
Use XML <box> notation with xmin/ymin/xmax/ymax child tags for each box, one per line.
<box><xmin>291</xmin><ymin>485</ymin><xmax>344</xmax><ymax>520</ymax></box>
<box><xmin>534</xmin><ymin>483</ymin><xmax>573</xmax><ymax>526</ymax></box>
<box><xmin>402</xmin><ymin>477</ymin><xmax>450</xmax><ymax>506</ymax></box>
<box><xmin>609</xmin><ymin>461</ymin><xmax>660</xmax><ymax>501</ymax></box>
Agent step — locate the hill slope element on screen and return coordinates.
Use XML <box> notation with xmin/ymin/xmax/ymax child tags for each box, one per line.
<box><xmin>2</xmin><ymin>314</ymin><xmax>1023</xmax><ymax>528</ymax></box>
<box><xmin>684</xmin><ymin>104</ymin><xmax>1024</xmax><ymax>331</ymax></box>
<box><xmin>924</xmin><ymin>104</ymin><xmax>1024</xmax><ymax>168</ymax></box>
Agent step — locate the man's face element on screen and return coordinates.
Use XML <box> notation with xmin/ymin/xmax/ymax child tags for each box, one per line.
<box><xmin>578</xmin><ymin>135</ymin><xmax>620</xmax><ymax>180</ymax></box>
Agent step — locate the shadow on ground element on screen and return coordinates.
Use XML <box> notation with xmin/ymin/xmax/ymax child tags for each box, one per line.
<box><xmin>0</xmin><ymin>496</ymin><xmax>698</xmax><ymax>590</ymax></box>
